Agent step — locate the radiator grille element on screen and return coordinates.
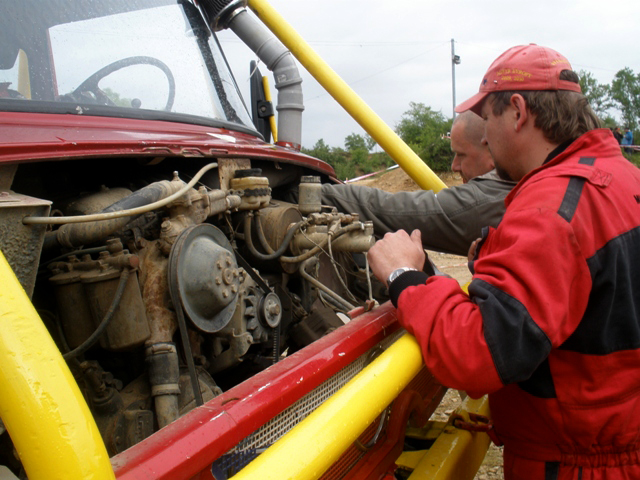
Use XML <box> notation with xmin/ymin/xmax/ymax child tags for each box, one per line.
<box><xmin>212</xmin><ymin>330</ymin><xmax>404</xmax><ymax>476</ymax></box>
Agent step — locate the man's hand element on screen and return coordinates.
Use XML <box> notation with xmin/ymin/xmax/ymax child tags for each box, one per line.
<box><xmin>367</xmin><ymin>229</ymin><xmax>426</xmax><ymax>286</ymax></box>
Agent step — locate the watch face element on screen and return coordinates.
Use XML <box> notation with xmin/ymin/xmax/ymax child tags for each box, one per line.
<box><xmin>388</xmin><ymin>267</ymin><xmax>415</xmax><ymax>284</ymax></box>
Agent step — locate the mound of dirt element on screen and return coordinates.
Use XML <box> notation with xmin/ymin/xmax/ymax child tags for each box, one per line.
<box><xmin>354</xmin><ymin>167</ymin><xmax>463</xmax><ymax>191</ymax></box>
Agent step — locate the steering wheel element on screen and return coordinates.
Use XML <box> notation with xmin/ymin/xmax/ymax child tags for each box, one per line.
<box><xmin>71</xmin><ymin>56</ymin><xmax>176</xmax><ymax>111</ymax></box>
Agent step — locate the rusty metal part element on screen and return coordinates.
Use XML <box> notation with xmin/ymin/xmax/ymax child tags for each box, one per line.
<box><xmin>82</xmin><ymin>261</ymin><xmax>150</xmax><ymax>351</ymax></box>
<box><xmin>218</xmin><ymin>158</ymin><xmax>251</xmax><ymax>191</ymax></box>
<box><xmin>81</xmin><ymin>361</ymin><xmax>154</xmax><ymax>456</ymax></box>
<box><xmin>62</xmin><ymin>269</ymin><xmax>131</xmax><ymax>360</ymax></box>
<box><xmin>146</xmin><ymin>343</ymin><xmax>180</xmax><ymax>429</ymax></box>
<box><xmin>299</xmin><ymin>258</ymin><xmax>357</xmax><ymax>311</ymax></box>
<box><xmin>453</xmin><ymin>410</ymin><xmax>502</xmax><ymax>446</ymax></box>
<box><xmin>138</xmin><ymin>241</ymin><xmax>177</xmax><ymax>345</ymax></box>
<box><xmin>0</xmin><ymin>191</ymin><xmax>51</xmax><ymax>297</ymax></box>
<box><xmin>282</xmin><ymin>222</ymin><xmax>364</xmax><ymax>264</ymax></box>
<box><xmin>255</xmin><ymin>202</ymin><xmax>303</xmax><ymax>251</ymax></box>
<box><xmin>291</xmin><ymin>222</ymin><xmax>374</xmax><ymax>253</ymax></box>
<box><xmin>49</xmin><ymin>266</ymin><xmax>97</xmax><ymax>349</ymax></box>
<box><xmin>209</xmin><ymin>329</ymin><xmax>253</xmax><ymax>375</ymax></box>
<box><xmin>158</xmin><ymin>191</ymin><xmax>241</xmax><ymax>254</ymax></box>
<box><xmin>49</xmin><ymin>242</ymin><xmax>143</xmax><ymax>353</ymax></box>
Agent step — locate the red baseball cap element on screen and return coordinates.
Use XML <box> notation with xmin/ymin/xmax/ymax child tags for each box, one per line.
<box><xmin>455</xmin><ymin>44</ymin><xmax>582</xmax><ymax>115</ymax></box>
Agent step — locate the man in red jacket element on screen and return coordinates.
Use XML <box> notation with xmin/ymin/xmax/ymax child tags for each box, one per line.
<box><xmin>368</xmin><ymin>44</ymin><xmax>640</xmax><ymax>479</ymax></box>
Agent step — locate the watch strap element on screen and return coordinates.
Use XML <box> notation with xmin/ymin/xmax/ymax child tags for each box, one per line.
<box><xmin>389</xmin><ymin>270</ymin><xmax>429</xmax><ymax>308</ymax></box>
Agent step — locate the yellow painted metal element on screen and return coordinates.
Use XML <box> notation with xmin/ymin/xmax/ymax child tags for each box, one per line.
<box><xmin>247</xmin><ymin>0</ymin><xmax>447</xmax><ymax>192</ymax></box>
<box><xmin>407</xmin><ymin>396</ymin><xmax>492</xmax><ymax>480</ymax></box>
<box><xmin>396</xmin><ymin>450</ymin><xmax>429</xmax><ymax>471</ymax></box>
<box><xmin>0</xmin><ymin>251</ymin><xmax>115</xmax><ymax>480</ymax></box>
<box><xmin>262</xmin><ymin>75</ymin><xmax>278</xmax><ymax>143</ymax></box>
<box><xmin>17</xmin><ymin>50</ymin><xmax>31</xmax><ymax>99</ymax></box>
<box><xmin>231</xmin><ymin>333</ymin><xmax>424</xmax><ymax>480</ymax></box>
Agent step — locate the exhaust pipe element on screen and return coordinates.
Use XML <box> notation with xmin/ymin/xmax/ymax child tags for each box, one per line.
<box><xmin>199</xmin><ymin>0</ymin><xmax>304</xmax><ymax>150</ymax></box>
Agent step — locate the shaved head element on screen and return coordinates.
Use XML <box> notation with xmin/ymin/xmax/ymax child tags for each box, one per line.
<box><xmin>453</xmin><ymin>111</ymin><xmax>485</xmax><ymax>146</ymax></box>
<box><xmin>450</xmin><ymin>111</ymin><xmax>494</xmax><ymax>183</ymax></box>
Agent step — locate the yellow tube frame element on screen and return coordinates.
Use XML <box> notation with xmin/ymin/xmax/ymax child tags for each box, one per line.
<box><xmin>0</xmin><ymin>251</ymin><xmax>114</xmax><ymax>480</ymax></box>
<box><xmin>247</xmin><ymin>0</ymin><xmax>447</xmax><ymax>193</ymax></box>
<box><xmin>231</xmin><ymin>333</ymin><xmax>424</xmax><ymax>480</ymax></box>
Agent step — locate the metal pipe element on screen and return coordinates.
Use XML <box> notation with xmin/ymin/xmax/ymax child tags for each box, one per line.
<box><xmin>230</xmin><ymin>333</ymin><xmax>423</xmax><ymax>480</ymax></box>
<box><xmin>280</xmin><ymin>222</ymin><xmax>363</xmax><ymax>264</ymax></box>
<box><xmin>0</xmin><ymin>251</ymin><xmax>114</xmax><ymax>480</ymax></box>
<box><xmin>246</xmin><ymin>0</ymin><xmax>447</xmax><ymax>192</ymax></box>
<box><xmin>205</xmin><ymin>3</ymin><xmax>303</xmax><ymax>149</ymax></box>
<box><xmin>299</xmin><ymin>258</ymin><xmax>357</xmax><ymax>312</ymax></box>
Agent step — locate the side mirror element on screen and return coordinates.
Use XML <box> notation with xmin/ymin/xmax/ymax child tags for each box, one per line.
<box><xmin>249</xmin><ymin>60</ymin><xmax>273</xmax><ymax>143</ymax></box>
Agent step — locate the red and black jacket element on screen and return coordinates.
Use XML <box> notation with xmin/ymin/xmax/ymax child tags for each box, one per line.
<box><xmin>392</xmin><ymin>129</ymin><xmax>640</xmax><ymax>472</ymax></box>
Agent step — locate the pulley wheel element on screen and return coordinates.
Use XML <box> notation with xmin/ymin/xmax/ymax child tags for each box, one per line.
<box><xmin>168</xmin><ymin>224</ymin><xmax>239</xmax><ymax>333</ymax></box>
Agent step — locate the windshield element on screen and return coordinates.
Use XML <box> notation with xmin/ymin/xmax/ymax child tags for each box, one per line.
<box><xmin>0</xmin><ymin>0</ymin><xmax>257</xmax><ymax>134</ymax></box>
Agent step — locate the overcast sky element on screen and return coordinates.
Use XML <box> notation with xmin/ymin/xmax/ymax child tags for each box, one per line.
<box><xmin>218</xmin><ymin>0</ymin><xmax>639</xmax><ymax>150</ymax></box>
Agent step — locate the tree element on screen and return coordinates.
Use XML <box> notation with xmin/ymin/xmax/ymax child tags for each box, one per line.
<box><xmin>364</xmin><ymin>134</ymin><xmax>376</xmax><ymax>151</ymax></box>
<box><xmin>302</xmin><ymin>139</ymin><xmax>353</xmax><ymax>179</ymax></box>
<box><xmin>394</xmin><ymin>102</ymin><xmax>453</xmax><ymax>172</ymax></box>
<box><xmin>609</xmin><ymin>68</ymin><xmax>640</xmax><ymax>131</ymax></box>
<box><xmin>344</xmin><ymin>133</ymin><xmax>368</xmax><ymax>152</ymax></box>
<box><xmin>577</xmin><ymin>70</ymin><xmax>611</xmax><ymax>119</ymax></box>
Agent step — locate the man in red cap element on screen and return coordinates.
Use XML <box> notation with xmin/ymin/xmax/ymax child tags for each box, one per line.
<box><xmin>368</xmin><ymin>44</ymin><xmax>640</xmax><ymax>479</ymax></box>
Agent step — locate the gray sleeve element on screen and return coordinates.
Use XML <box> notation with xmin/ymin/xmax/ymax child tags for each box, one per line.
<box><xmin>321</xmin><ymin>179</ymin><xmax>512</xmax><ymax>256</ymax></box>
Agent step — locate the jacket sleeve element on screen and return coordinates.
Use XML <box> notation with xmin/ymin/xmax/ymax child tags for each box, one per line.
<box><xmin>395</xmin><ymin>207</ymin><xmax>592</xmax><ymax>397</ymax></box>
<box><xmin>321</xmin><ymin>179</ymin><xmax>510</xmax><ymax>256</ymax></box>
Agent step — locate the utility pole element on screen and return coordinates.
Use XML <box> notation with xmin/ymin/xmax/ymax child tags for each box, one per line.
<box><xmin>451</xmin><ymin>39</ymin><xmax>460</xmax><ymax>118</ymax></box>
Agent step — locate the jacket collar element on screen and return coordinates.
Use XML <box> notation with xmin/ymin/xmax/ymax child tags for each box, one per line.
<box><xmin>505</xmin><ymin>129</ymin><xmax>620</xmax><ymax>207</ymax></box>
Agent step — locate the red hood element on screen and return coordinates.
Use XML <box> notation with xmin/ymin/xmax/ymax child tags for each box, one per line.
<box><xmin>0</xmin><ymin>112</ymin><xmax>335</xmax><ymax>176</ymax></box>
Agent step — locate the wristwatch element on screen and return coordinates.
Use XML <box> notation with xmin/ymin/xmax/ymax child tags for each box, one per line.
<box><xmin>387</xmin><ymin>267</ymin><xmax>418</xmax><ymax>286</ymax></box>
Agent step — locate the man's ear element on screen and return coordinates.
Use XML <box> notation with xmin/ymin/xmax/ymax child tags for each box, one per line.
<box><xmin>510</xmin><ymin>94</ymin><xmax>529</xmax><ymax>132</ymax></box>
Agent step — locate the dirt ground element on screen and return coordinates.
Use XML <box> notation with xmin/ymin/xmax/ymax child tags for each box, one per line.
<box><xmin>355</xmin><ymin>168</ymin><xmax>504</xmax><ymax>480</ymax></box>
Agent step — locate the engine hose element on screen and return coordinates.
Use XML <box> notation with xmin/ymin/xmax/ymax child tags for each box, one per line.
<box><xmin>280</xmin><ymin>223</ymin><xmax>363</xmax><ymax>264</ymax></box>
<box><xmin>63</xmin><ymin>269</ymin><xmax>131</xmax><ymax>360</ymax></box>
<box><xmin>25</xmin><ymin>162</ymin><xmax>219</xmax><ymax>225</ymax></box>
<box><xmin>254</xmin><ymin>211</ymin><xmax>275</xmax><ymax>254</ymax></box>
<box><xmin>243</xmin><ymin>213</ymin><xmax>306</xmax><ymax>261</ymax></box>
